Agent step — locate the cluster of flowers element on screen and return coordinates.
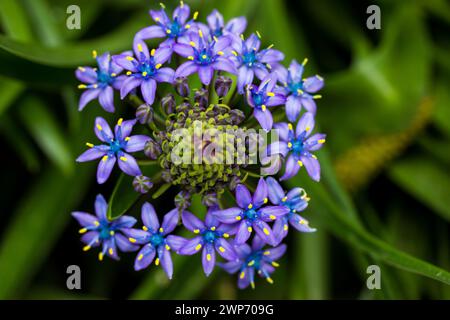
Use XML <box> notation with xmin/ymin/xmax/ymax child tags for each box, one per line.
<box><xmin>72</xmin><ymin>2</ymin><xmax>325</xmax><ymax>289</ymax></box>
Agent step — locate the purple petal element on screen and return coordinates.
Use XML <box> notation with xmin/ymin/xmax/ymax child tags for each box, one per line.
<box><xmin>94</xmin><ymin>117</ymin><xmax>113</xmax><ymax>142</ymax></box>
<box><xmin>173</xmin><ymin>43</ymin><xmax>194</xmax><ymax>58</ymax></box>
<box><xmin>173</xmin><ymin>3</ymin><xmax>190</xmax><ymax>24</ymax></box>
<box><xmin>198</xmin><ymin>66</ymin><xmax>214</xmax><ymax>85</ymax></box>
<box><xmin>213</xmin><ymin>57</ymin><xmax>237</xmax><ymax>75</ymax></box>
<box><xmin>303</xmin><ymin>75</ymin><xmax>324</xmax><ymax>93</ymax></box>
<box><xmin>115</xmin><ymin>118</ymin><xmax>136</xmax><ymax>139</ymax></box>
<box><xmin>286</xmin><ymin>95</ymin><xmax>302</xmax><ymax>122</ymax></box>
<box><xmin>301</xmin><ymin>96</ymin><xmax>317</xmax><ymax>114</ymax></box>
<box><xmin>141</xmin><ymin>202</ymin><xmax>159</xmax><ymax>232</ymax></box>
<box><xmin>288</xmin><ymin>59</ymin><xmax>304</xmax><ymax>82</ymax></box>
<box><xmin>258</xmin><ymin>49</ymin><xmax>284</xmax><ymax>63</ymax></box>
<box><xmin>296</xmin><ymin>112</ymin><xmax>315</xmax><ymax>138</ymax></box>
<box><xmin>264</xmin><ymin>244</ymin><xmax>287</xmax><ymax>261</ymax></box>
<box><xmin>160</xmin><ymin>247</ymin><xmax>173</xmax><ymax>279</ymax></box>
<box><xmin>212</xmin><ymin>207</ymin><xmax>242</xmax><ymax>224</ymax></box>
<box><xmin>122</xmin><ymin>228</ymin><xmax>149</xmax><ymax>245</ymax></box>
<box><xmin>133</xmin><ymin>38</ymin><xmax>150</xmax><ymax>61</ymax></box>
<box><xmin>94</xmin><ymin>194</ymin><xmax>108</xmax><ymax>221</ymax></box>
<box><xmin>124</xmin><ymin>135</ymin><xmax>151</xmax><ymax>153</ymax></box>
<box><xmin>305</xmin><ymin>133</ymin><xmax>326</xmax><ymax>151</ymax></box>
<box><xmin>154</xmin><ymin>46</ymin><xmax>173</xmax><ymax>65</ymax></box>
<box><xmin>135</xmin><ymin>25</ymin><xmax>166</xmax><ymax>40</ymax></box>
<box><xmin>175</xmin><ymin>61</ymin><xmax>198</xmax><ymax>78</ymax></box>
<box><xmin>179</xmin><ymin>236</ymin><xmax>203</xmax><ymax>255</ymax></box>
<box><xmin>97</xmin><ymin>155</ymin><xmax>116</xmax><ymax>184</ymax></box>
<box><xmin>219</xmin><ymin>260</ymin><xmax>241</xmax><ymax>274</ymax></box>
<box><xmin>96</xmin><ymin>52</ymin><xmax>111</xmax><ymax>72</ymax></box>
<box><xmin>273</xmin><ymin>217</ymin><xmax>289</xmax><ymax>245</ymax></box>
<box><xmin>207</xmin><ymin>9</ymin><xmax>224</xmax><ymax>31</ymax></box>
<box><xmin>300</xmin><ymin>155</ymin><xmax>321</xmax><ymax>182</ymax></box>
<box><xmin>235</xmin><ymin>184</ymin><xmax>252</xmax><ymax>209</ymax></box>
<box><xmin>253</xmin><ymin>64</ymin><xmax>269</xmax><ymax>80</ymax></box>
<box><xmin>103</xmin><ymin>238</ymin><xmax>119</xmax><ymax>260</ymax></box>
<box><xmin>72</xmin><ymin>211</ymin><xmax>97</xmax><ymax>227</ymax></box>
<box><xmin>155</xmin><ymin>67</ymin><xmax>175</xmax><ymax>83</ymax></box>
<box><xmin>238</xmin><ymin>267</ymin><xmax>253</xmax><ymax>289</ymax></box>
<box><xmin>273</xmin><ymin>65</ymin><xmax>288</xmax><ymax>84</ymax></box>
<box><xmin>76</xmin><ymin>146</ymin><xmax>107</xmax><ymax>162</ymax></box>
<box><xmin>98</xmin><ymin>87</ymin><xmax>115</xmax><ymax>113</ymax></box>
<box><xmin>161</xmin><ymin>208</ymin><xmax>179</xmax><ymax>235</ymax></box>
<box><xmin>252</xmin><ymin>178</ymin><xmax>268</xmax><ymax>207</ymax></box>
<box><xmin>76</xmin><ymin>67</ymin><xmax>97</xmax><ymax>84</ymax></box>
<box><xmin>237</xmin><ymin>66</ymin><xmax>254</xmax><ymax>94</ymax></box>
<box><xmin>120</xmin><ymin>76</ymin><xmax>142</xmax><ymax>99</ymax></box>
<box><xmin>112</xmin><ymin>54</ymin><xmax>138</xmax><ymax>72</ymax></box>
<box><xmin>205</xmin><ymin>210</ymin><xmax>220</xmax><ymax>228</ymax></box>
<box><xmin>182</xmin><ymin>211</ymin><xmax>205</xmax><ymax>232</ymax></box>
<box><xmin>81</xmin><ymin>231</ymin><xmax>99</xmax><ymax>246</ymax></box>
<box><xmin>166</xmin><ymin>235</ymin><xmax>188</xmax><ymax>252</ymax></box>
<box><xmin>213</xmin><ymin>37</ymin><xmax>231</xmax><ymax>54</ymax></box>
<box><xmin>112</xmin><ymin>215</ymin><xmax>137</xmax><ymax>229</ymax></box>
<box><xmin>254</xmin><ymin>221</ymin><xmax>276</xmax><ymax>245</ymax></box>
<box><xmin>254</xmin><ymin>108</ymin><xmax>273</xmax><ymax>132</ymax></box>
<box><xmin>273</xmin><ymin>122</ymin><xmax>291</xmax><ymax>142</ymax></box>
<box><xmin>117</xmin><ymin>153</ymin><xmax>141</xmax><ymax>177</ymax></box>
<box><xmin>150</xmin><ymin>9</ymin><xmax>170</xmax><ymax>25</ymax></box>
<box><xmin>215</xmin><ymin>238</ymin><xmax>237</xmax><ymax>261</ymax></box>
<box><xmin>79</xmin><ymin>89</ymin><xmax>100</xmax><ymax>111</ymax></box>
<box><xmin>245</xmin><ymin>34</ymin><xmax>261</xmax><ymax>51</ymax></box>
<box><xmin>266</xmin><ymin>177</ymin><xmax>285</xmax><ymax>205</ymax></box>
<box><xmin>266</xmin><ymin>93</ymin><xmax>286</xmax><ymax>107</ymax></box>
<box><xmin>267</xmin><ymin>141</ymin><xmax>289</xmax><ymax>157</ymax></box>
<box><xmin>234</xmin><ymin>220</ymin><xmax>252</xmax><ymax>245</ymax></box>
<box><xmin>280</xmin><ymin>154</ymin><xmax>300</xmax><ymax>181</ymax></box>
<box><xmin>115</xmin><ymin>233</ymin><xmax>139</xmax><ymax>252</ymax></box>
<box><xmin>202</xmin><ymin>243</ymin><xmax>216</xmax><ymax>276</ymax></box>
<box><xmin>141</xmin><ymin>79</ymin><xmax>157</xmax><ymax>105</ymax></box>
<box><xmin>134</xmin><ymin>244</ymin><xmax>155</xmax><ymax>271</ymax></box>
<box><xmin>289</xmin><ymin>213</ymin><xmax>317</xmax><ymax>232</ymax></box>
<box><xmin>251</xmin><ymin>234</ymin><xmax>266</xmax><ymax>251</ymax></box>
<box><xmin>260</xmin><ymin>206</ymin><xmax>290</xmax><ymax>222</ymax></box>
<box><xmin>225</xmin><ymin>17</ymin><xmax>247</xmax><ymax>34</ymax></box>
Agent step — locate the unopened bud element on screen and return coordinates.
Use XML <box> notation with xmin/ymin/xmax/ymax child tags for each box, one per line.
<box><xmin>136</xmin><ymin>104</ymin><xmax>153</xmax><ymax>124</ymax></box>
<box><xmin>194</xmin><ymin>88</ymin><xmax>208</xmax><ymax>108</ymax></box>
<box><xmin>144</xmin><ymin>139</ymin><xmax>162</xmax><ymax>159</ymax></box>
<box><xmin>133</xmin><ymin>175</ymin><xmax>153</xmax><ymax>194</ymax></box>
<box><xmin>175</xmin><ymin>77</ymin><xmax>190</xmax><ymax>97</ymax></box>
<box><xmin>175</xmin><ymin>191</ymin><xmax>191</xmax><ymax>210</ymax></box>
<box><xmin>161</xmin><ymin>93</ymin><xmax>176</xmax><ymax>114</ymax></box>
<box><xmin>230</xmin><ymin>109</ymin><xmax>245</xmax><ymax>125</ymax></box>
<box><xmin>214</xmin><ymin>75</ymin><xmax>232</xmax><ymax>97</ymax></box>
<box><xmin>202</xmin><ymin>192</ymin><xmax>218</xmax><ymax>207</ymax></box>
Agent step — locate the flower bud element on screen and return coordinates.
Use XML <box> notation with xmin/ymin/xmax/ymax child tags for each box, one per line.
<box><xmin>133</xmin><ymin>175</ymin><xmax>153</xmax><ymax>194</ymax></box>
<box><xmin>194</xmin><ymin>88</ymin><xmax>208</xmax><ymax>108</ymax></box>
<box><xmin>175</xmin><ymin>190</ymin><xmax>191</xmax><ymax>210</ymax></box>
<box><xmin>161</xmin><ymin>93</ymin><xmax>176</xmax><ymax>114</ymax></box>
<box><xmin>144</xmin><ymin>139</ymin><xmax>162</xmax><ymax>159</ymax></box>
<box><xmin>214</xmin><ymin>75</ymin><xmax>232</xmax><ymax>97</ymax></box>
<box><xmin>175</xmin><ymin>77</ymin><xmax>190</xmax><ymax>97</ymax></box>
<box><xmin>136</xmin><ymin>104</ymin><xmax>153</xmax><ymax>125</ymax></box>
<box><xmin>202</xmin><ymin>192</ymin><xmax>218</xmax><ymax>207</ymax></box>
<box><xmin>230</xmin><ymin>109</ymin><xmax>245</xmax><ymax>125</ymax></box>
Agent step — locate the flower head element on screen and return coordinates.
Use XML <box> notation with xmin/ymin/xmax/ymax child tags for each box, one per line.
<box><xmin>276</xmin><ymin>59</ymin><xmax>324</xmax><ymax>121</ymax></box>
<box><xmin>178</xmin><ymin>207</ymin><xmax>238</xmax><ymax>276</ymax></box>
<box><xmin>231</xmin><ymin>33</ymin><xmax>284</xmax><ymax>93</ymax></box>
<box><xmin>76</xmin><ymin>117</ymin><xmax>151</xmax><ymax>184</ymax></box>
<box><xmin>122</xmin><ymin>203</ymin><xmax>186</xmax><ymax>279</ymax></box>
<box><xmin>135</xmin><ymin>2</ymin><xmax>197</xmax><ymax>53</ymax></box>
<box><xmin>76</xmin><ymin>51</ymin><xmax>128</xmax><ymax>112</ymax></box>
<box><xmin>212</xmin><ymin>178</ymin><xmax>289</xmax><ymax>245</ymax></box>
<box><xmin>203</xmin><ymin>9</ymin><xmax>247</xmax><ymax>38</ymax></box>
<box><xmin>266</xmin><ymin>177</ymin><xmax>316</xmax><ymax>244</ymax></box>
<box><xmin>246</xmin><ymin>73</ymin><xmax>286</xmax><ymax>131</ymax></box>
<box><xmin>72</xmin><ymin>194</ymin><xmax>138</xmax><ymax>260</ymax></box>
<box><xmin>269</xmin><ymin>112</ymin><xmax>326</xmax><ymax>181</ymax></box>
<box><xmin>219</xmin><ymin>236</ymin><xmax>286</xmax><ymax>289</ymax></box>
<box><xmin>113</xmin><ymin>40</ymin><xmax>174</xmax><ymax>105</ymax></box>
<box><xmin>174</xmin><ymin>30</ymin><xmax>237</xmax><ymax>85</ymax></box>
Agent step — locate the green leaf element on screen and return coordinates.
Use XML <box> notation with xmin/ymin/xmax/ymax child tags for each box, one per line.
<box><xmin>0</xmin><ymin>0</ymin><xmax>33</xmax><ymax>41</ymax></box>
<box><xmin>0</xmin><ymin>76</ymin><xmax>24</xmax><ymax>116</ymax></box>
<box><xmin>388</xmin><ymin>156</ymin><xmax>450</xmax><ymax>222</ymax></box>
<box><xmin>18</xmin><ymin>95</ymin><xmax>74</xmax><ymax>175</ymax></box>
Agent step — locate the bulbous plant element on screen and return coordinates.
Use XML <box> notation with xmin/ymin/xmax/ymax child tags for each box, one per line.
<box><xmin>72</xmin><ymin>1</ymin><xmax>325</xmax><ymax>289</ymax></box>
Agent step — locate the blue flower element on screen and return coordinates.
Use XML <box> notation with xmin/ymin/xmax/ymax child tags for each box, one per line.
<box><xmin>212</xmin><ymin>178</ymin><xmax>289</xmax><ymax>246</ymax></box>
<box><xmin>178</xmin><ymin>207</ymin><xmax>238</xmax><ymax>276</ymax></box>
<box><xmin>113</xmin><ymin>40</ymin><xmax>175</xmax><ymax>105</ymax></box>
<box><xmin>219</xmin><ymin>236</ymin><xmax>286</xmax><ymax>289</ymax></box>
<box><xmin>76</xmin><ymin>117</ymin><xmax>151</xmax><ymax>184</ymax></box>
<box><xmin>266</xmin><ymin>177</ymin><xmax>316</xmax><ymax>244</ymax></box>
<box><xmin>230</xmin><ymin>33</ymin><xmax>284</xmax><ymax>93</ymax></box>
<box><xmin>72</xmin><ymin>194</ymin><xmax>138</xmax><ymax>261</ymax></box>
<box><xmin>275</xmin><ymin>59</ymin><xmax>324</xmax><ymax>121</ymax></box>
<box><xmin>122</xmin><ymin>203</ymin><xmax>186</xmax><ymax>279</ymax></box>
<box><xmin>76</xmin><ymin>51</ymin><xmax>128</xmax><ymax>113</ymax></box>
<box><xmin>174</xmin><ymin>29</ymin><xmax>237</xmax><ymax>85</ymax></box>
<box><xmin>246</xmin><ymin>73</ymin><xmax>286</xmax><ymax>131</ymax></box>
<box><xmin>202</xmin><ymin>9</ymin><xmax>247</xmax><ymax>38</ymax></box>
<box><xmin>268</xmin><ymin>112</ymin><xmax>326</xmax><ymax>181</ymax></box>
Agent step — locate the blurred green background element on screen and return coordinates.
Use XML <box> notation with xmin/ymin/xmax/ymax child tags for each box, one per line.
<box><xmin>0</xmin><ymin>0</ymin><xmax>449</xmax><ymax>299</ymax></box>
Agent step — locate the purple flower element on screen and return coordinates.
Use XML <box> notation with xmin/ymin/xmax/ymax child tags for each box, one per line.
<box><xmin>219</xmin><ymin>236</ymin><xmax>286</xmax><ymax>289</ymax></box>
<box><xmin>269</xmin><ymin>112</ymin><xmax>326</xmax><ymax>181</ymax></box>
<box><xmin>230</xmin><ymin>33</ymin><xmax>284</xmax><ymax>94</ymax></box>
<box><xmin>72</xmin><ymin>194</ymin><xmax>138</xmax><ymax>261</ymax></box>
<box><xmin>178</xmin><ymin>207</ymin><xmax>238</xmax><ymax>276</ymax></box>
<box><xmin>112</xmin><ymin>40</ymin><xmax>174</xmax><ymax>105</ymax></box>
<box><xmin>246</xmin><ymin>73</ymin><xmax>286</xmax><ymax>131</ymax></box>
<box><xmin>174</xmin><ymin>30</ymin><xmax>237</xmax><ymax>85</ymax></box>
<box><xmin>134</xmin><ymin>1</ymin><xmax>197</xmax><ymax>54</ymax></box>
<box><xmin>122</xmin><ymin>203</ymin><xmax>186</xmax><ymax>279</ymax></box>
<box><xmin>266</xmin><ymin>177</ymin><xmax>316</xmax><ymax>244</ymax></box>
<box><xmin>201</xmin><ymin>9</ymin><xmax>247</xmax><ymax>38</ymax></box>
<box><xmin>212</xmin><ymin>178</ymin><xmax>289</xmax><ymax>246</ymax></box>
<box><xmin>76</xmin><ymin>117</ymin><xmax>151</xmax><ymax>184</ymax></box>
<box><xmin>275</xmin><ymin>59</ymin><xmax>324</xmax><ymax>121</ymax></box>
<box><xmin>76</xmin><ymin>51</ymin><xmax>128</xmax><ymax>113</ymax></box>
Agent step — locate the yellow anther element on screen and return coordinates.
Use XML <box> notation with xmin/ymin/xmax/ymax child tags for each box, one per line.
<box><xmin>240</xmin><ymin>34</ymin><xmax>245</xmax><ymax>40</ymax></box>
<box><xmin>94</xmin><ymin>221</ymin><xmax>100</xmax><ymax>226</ymax></box>
<box><xmin>195</xmin><ymin>244</ymin><xmax>202</xmax><ymax>251</ymax></box>
<box><xmin>142</xmin><ymin>226</ymin><xmax>148</xmax><ymax>231</ymax></box>
<box><xmin>187</xmin><ymin>56</ymin><xmax>194</xmax><ymax>60</ymax></box>
<box><xmin>211</xmin><ymin>226</ymin><xmax>216</xmax><ymax>231</ymax></box>
<box><xmin>155</xmin><ymin>63</ymin><xmax>162</xmax><ymax>69</ymax></box>
<box><xmin>126</xmin><ymin>71</ymin><xmax>132</xmax><ymax>76</ymax></box>
<box><xmin>313</xmin><ymin>95</ymin><xmax>322</xmax><ymax>99</ymax></box>
<box><xmin>92</xmin><ymin>50</ymin><xmax>97</xmax><ymax>58</ymax></box>
<box><xmin>125</xmin><ymin>137</ymin><xmax>131</xmax><ymax>141</ymax></box>
<box><xmin>251</xmin><ymin>281</ymin><xmax>255</xmax><ymax>289</ymax></box>
<box><xmin>102</xmin><ymin>155</ymin><xmax>109</xmax><ymax>162</ymax></box>
<box><xmin>235</xmin><ymin>216</ymin><xmax>242</xmax><ymax>221</ymax></box>
<box><xmin>78</xmin><ymin>66</ymin><xmax>86</xmax><ymax>72</ymax></box>
<box><xmin>267</xmin><ymin>277</ymin><xmax>274</xmax><ymax>284</ymax></box>
<box><xmin>78</xmin><ymin>84</ymin><xmax>87</xmax><ymax>89</ymax></box>
<box><xmin>151</xmin><ymin>49</ymin><xmax>156</xmax><ymax>56</ymax></box>
<box><xmin>223</xmin><ymin>233</ymin><xmax>229</xmax><ymax>238</ymax></box>
<box><xmin>126</xmin><ymin>56</ymin><xmax>134</xmax><ymax>61</ymax></box>
<box><xmin>299</xmin><ymin>219</ymin><xmax>307</xmax><ymax>225</ymax></box>
<box><xmin>165</xmin><ymin>244</ymin><xmax>171</xmax><ymax>251</ymax></box>
<box><xmin>166</xmin><ymin>29</ymin><xmax>171</xmax><ymax>34</ymax></box>
<box><xmin>108</xmin><ymin>248</ymin><xmax>113</xmax><ymax>256</ymax></box>
<box><xmin>110</xmin><ymin>231</ymin><xmax>115</xmax><ymax>236</ymax></box>
<box><xmin>86</xmin><ymin>143</ymin><xmax>94</xmax><ymax>148</ymax></box>
<box><xmin>155</xmin><ymin>17</ymin><xmax>160</xmax><ymax>22</ymax></box>
<box><xmin>287</xmin><ymin>142</ymin><xmax>293</xmax><ymax>148</ymax></box>
<box><xmin>272</xmin><ymin>261</ymin><xmax>280</xmax><ymax>267</ymax></box>
<box><xmin>98</xmin><ymin>252</ymin><xmax>104</xmax><ymax>261</ymax></box>
<box><xmin>219</xmin><ymin>246</ymin><xmax>225</xmax><ymax>253</ymax></box>
<box><xmin>111</xmin><ymin>73</ymin><xmax>117</xmax><ymax>77</ymax></box>
<box><xmin>248</xmin><ymin>204</ymin><xmax>253</xmax><ymax>209</ymax></box>
<box><xmin>193</xmin><ymin>229</ymin><xmax>200</xmax><ymax>234</ymax></box>
<box><xmin>217</xmin><ymin>51</ymin><xmax>224</xmax><ymax>56</ymax></box>
<box><xmin>287</xmin><ymin>123</ymin><xmax>293</xmax><ymax>131</ymax></box>
<box><xmin>83</xmin><ymin>245</ymin><xmax>91</xmax><ymax>251</ymax></box>
<box><xmin>206</xmin><ymin>254</ymin><xmax>211</xmax><ymax>261</ymax></box>
<box><xmin>142</xmin><ymin>71</ymin><xmax>148</xmax><ymax>77</ymax></box>
<box><xmin>137</xmin><ymin>43</ymin><xmax>143</xmax><ymax>52</ymax></box>
<box><xmin>298</xmin><ymin>160</ymin><xmax>303</xmax><ymax>167</ymax></box>
<box><xmin>180</xmin><ymin>1</ymin><xmax>184</xmax><ymax>7</ymax></box>
<box><xmin>117</xmin><ymin>118</ymin><xmax>123</xmax><ymax>126</ymax></box>
<box><xmin>318</xmin><ymin>139</ymin><xmax>326</xmax><ymax>144</ymax></box>
<box><xmin>96</xmin><ymin>124</ymin><xmax>103</xmax><ymax>131</ymax></box>
<box><xmin>312</xmin><ymin>155</ymin><xmax>318</xmax><ymax>159</ymax></box>
<box><xmin>193</xmin><ymin>11</ymin><xmax>199</xmax><ymax>20</ymax></box>
<box><xmin>138</xmin><ymin>254</ymin><xmax>144</xmax><ymax>261</ymax></box>
<box><xmin>283</xmin><ymin>224</ymin><xmax>288</xmax><ymax>231</ymax></box>
<box><xmin>202</xmin><ymin>54</ymin><xmax>207</xmax><ymax>59</ymax></box>
<box><xmin>92</xmin><ymin>84</ymin><xmax>98</xmax><ymax>89</ymax></box>
<box><xmin>263</xmin><ymin>228</ymin><xmax>270</xmax><ymax>235</ymax></box>
<box><xmin>159</xmin><ymin>3</ymin><xmax>165</xmax><ymax>9</ymax></box>
<box><xmin>305</xmin><ymin>126</ymin><xmax>311</xmax><ymax>132</ymax></box>
<box><xmin>282</xmin><ymin>196</ymin><xmax>288</xmax><ymax>202</ymax></box>
<box><xmin>189</xmin><ymin>41</ymin><xmax>196</xmax><ymax>47</ymax></box>
<box><xmin>120</xmin><ymin>156</ymin><xmax>127</xmax><ymax>162</ymax></box>
<box><xmin>129</xmin><ymin>237</ymin><xmax>137</xmax><ymax>243</ymax></box>
<box><xmin>297</xmin><ymin>89</ymin><xmax>304</xmax><ymax>95</ymax></box>
<box><xmin>231</xmin><ymin>50</ymin><xmax>238</xmax><ymax>56</ymax></box>
<box><xmin>302</xmin><ymin>58</ymin><xmax>308</xmax><ymax>65</ymax></box>
<box><xmin>316</xmin><ymin>75</ymin><xmax>324</xmax><ymax>81</ymax></box>
<box><xmin>264</xmin><ymin>250</ymin><xmax>270</xmax><ymax>255</ymax></box>
<box><xmin>79</xmin><ymin>228</ymin><xmax>87</xmax><ymax>234</ymax></box>
<box><xmin>198</xmin><ymin>29</ymin><xmax>203</xmax><ymax>38</ymax></box>
<box><xmin>267</xmin><ymin>92</ymin><xmax>275</xmax><ymax>97</ymax></box>
<box><xmin>155</xmin><ymin>258</ymin><xmax>160</xmax><ymax>266</ymax></box>
<box><xmin>267</xmin><ymin>44</ymin><xmax>274</xmax><ymax>49</ymax></box>
<box><xmin>185</xmin><ymin>24</ymin><xmax>191</xmax><ymax>29</ymax></box>
<box><xmin>213</xmin><ymin>36</ymin><xmax>219</xmax><ymax>42</ymax></box>
<box><xmin>240</xmin><ymin>271</ymin><xmax>245</xmax><ymax>279</ymax></box>
<box><xmin>159</xmin><ymin>227</ymin><xmax>164</xmax><ymax>233</ymax></box>
<box><xmin>247</xmin><ymin>226</ymin><xmax>253</xmax><ymax>233</ymax></box>
<box><xmin>264</xmin><ymin>198</ymin><xmax>268</xmax><ymax>204</ymax></box>
<box><xmin>270</xmin><ymin>215</ymin><xmax>276</xmax><ymax>220</ymax></box>
<box><xmin>261</xmin><ymin>105</ymin><xmax>267</xmax><ymax>111</ymax></box>
<box><xmin>256</xmin><ymin>30</ymin><xmax>262</xmax><ymax>38</ymax></box>
<box><xmin>248</xmin><ymin>260</ymin><xmax>255</xmax><ymax>266</ymax></box>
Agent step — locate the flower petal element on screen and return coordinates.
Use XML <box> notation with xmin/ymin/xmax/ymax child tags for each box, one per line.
<box><xmin>182</xmin><ymin>211</ymin><xmax>205</xmax><ymax>232</ymax></box>
<box><xmin>288</xmin><ymin>59</ymin><xmax>304</xmax><ymax>83</ymax></box>
<box><xmin>154</xmin><ymin>46</ymin><xmax>173</xmax><ymax>65</ymax></box>
<box><xmin>219</xmin><ymin>260</ymin><xmax>241</xmax><ymax>274</ymax></box>
<box><xmin>161</xmin><ymin>208</ymin><xmax>179</xmax><ymax>235</ymax></box>
<box><xmin>303</xmin><ymin>75</ymin><xmax>324</xmax><ymax>93</ymax></box>
<box><xmin>160</xmin><ymin>246</ymin><xmax>174</xmax><ymax>279</ymax></box>
<box><xmin>254</xmin><ymin>108</ymin><xmax>273</xmax><ymax>132</ymax></box>
<box><xmin>115</xmin><ymin>118</ymin><xmax>136</xmax><ymax>140</ymax></box>
<box><xmin>173</xmin><ymin>43</ymin><xmax>194</xmax><ymax>57</ymax></box>
<box><xmin>286</xmin><ymin>95</ymin><xmax>302</xmax><ymax>122</ymax></box>
<box><xmin>133</xmin><ymin>38</ymin><xmax>150</xmax><ymax>61</ymax></box>
<box><xmin>252</xmin><ymin>177</ymin><xmax>268</xmax><ymax>207</ymax></box>
<box><xmin>141</xmin><ymin>79</ymin><xmax>157</xmax><ymax>105</ymax></box>
<box><xmin>289</xmin><ymin>213</ymin><xmax>316</xmax><ymax>232</ymax></box>
<box><xmin>258</xmin><ymin>49</ymin><xmax>284</xmax><ymax>63</ymax></box>
<box><xmin>79</xmin><ymin>89</ymin><xmax>100</xmax><ymax>111</ymax></box>
<box><xmin>115</xmin><ymin>233</ymin><xmax>139</xmax><ymax>252</ymax></box>
<box><xmin>225</xmin><ymin>17</ymin><xmax>247</xmax><ymax>34</ymax></box>
<box><xmin>120</xmin><ymin>76</ymin><xmax>142</xmax><ymax>99</ymax></box>
<box><xmin>215</xmin><ymin>238</ymin><xmax>238</xmax><ymax>261</ymax></box>
<box><xmin>76</xmin><ymin>147</ymin><xmax>107</xmax><ymax>162</ymax></box>
<box><xmin>135</xmin><ymin>25</ymin><xmax>166</xmax><ymax>40</ymax></box>
<box><xmin>198</xmin><ymin>66</ymin><xmax>214</xmax><ymax>85</ymax></box>
<box><xmin>97</xmin><ymin>155</ymin><xmax>116</xmax><ymax>184</ymax></box>
<box><xmin>98</xmin><ymin>86</ymin><xmax>115</xmax><ymax>113</ymax></box>
<box><xmin>134</xmin><ymin>244</ymin><xmax>155</xmax><ymax>271</ymax></box>
<box><xmin>111</xmin><ymin>215</ymin><xmax>137</xmax><ymax>229</ymax></box>
<box><xmin>175</xmin><ymin>61</ymin><xmax>198</xmax><ymax>78</ymax></box>
<box><xmin>301</xmin><ymin>96</ymin><xmax>317</xmax><ymax>114</ymax></box>
<box><xmin>207</xmin><ymin>9</ymin><xmax>224</xmax><ymax>31</ymax></box>
<box><xmin>266</xmin><ymin>177</ymin><xmax>285</xmax><ymax>205</ymax></box>
<box><xmin>94</xmin><ymin>194</ymin><xmax>108</xmax><ymax>221</ymax></box>
<box><xmin>178</xmin><ymin>236</ymin><xmax>203</xmax><ymax>255</ymax></box>
<box><xmin>76</xmin><ymin>67</ymin><xmax>97</xmax><ymax>84</ymax></box>
<box><xmin>124</xmin><ymin>135</ymin><xmax>151</xmax><ymax>153</ymax></box>
<box><xmin>166</xmin><ymin>235</ymin><xmax>188</xmax><ymax>252</ymax></box>
<box><xmin>71</xmin><ymin>211</ymin><xmax>97</xmax><ymax>227</ymax></box>
<box><xmin>122</xmin><ymin>228</ymin><xmax>149</xmax><ymax>245</ymax></box>
<box><xmin>300</xmin><ymin>155</ymin><xmax>321</xmax><ymax>181</ymax></box>
<box><xmin>94</xmin><ymin>117</ymin><xmax>114</xmax><ymax>142</ymax></box>
<box><xmin>296</xmin><ymin>112</ymin><xmax>315</xmax><ymax>138</ymax></box>
<box><xmin>234</xmin><ymin>220</ymin><xmax>252</xmax><ymax>245</ymax></box>
<box><xmin>154</xmin><ymin>67</ymin><xmax>175</xmax><ymax>83</ymax></box>
<box><xmin>235</xmin><ymin>184</ymin><xmax>252</xmax><ymax>209</ymax></box>
<box><xmin>238</xmin><ymin>267</ymin><xmax>253</xmax><ymax>289</ymax></box>
<box><xmin>259</xmin><ymin>205</ymin><xmax>290</xmax><ymax>222</ymax></box>
<box><xmin>141</xmin><ymin>202</ymin><xmax>159</xmax><ymax>232</ymax></box>
<box><xmin>173</xmin><ymin>3</ymin><xmax>190</xmax><ymax>24</ymax></box>
<box><xmin>305</xmin><ymin>133</ymin><xmax>326</xmax><ymax>151</ymax></box>
<box><xmin>280</xmin><ymin>154</ymin><xmax>300</xmax><ymax>181</ymax></box>
<box><xmin>213</xmin><ymin>207</ymin><xmax>242</xmax><ymax>224</ymax></box>
<box><xmin>267</xmin><ymin>141</ymin><xmax>289</xmax><ymax>157</ymax></box>
<box><xmin>112</xmin><ymin>54</ymin><xmax>138</xmax><ymax>72</ymax></box>
<box><xmin>254</xmin><ymin>220</ymin><xmax>276</xmax><ymax>245</ymax></box>
<box><xmin>237</xmin><ymin>66</ymin><xmax>254</xmax><ymax>94</ymax></box>
<box><xmin>213</xmin><ymin>57</ymin><xmax>237</xmax><ymax>75</ymax></box>
<box><xmin>117</xmin><ymin>153</ymin><xmax>141</xmax><ymax>177</ymax></box>
<box><xmin>202</xmin><ymin>243</ymin><xmax>216</xmax><ymax>276</ymax></box>
<box><xmin>264</xmin><ymin>244</ymin><xmax>287</xmax><ymax>261</ymax></box>
<box><xmin>266</xmin><ymin>93</ymin><xmax>286</xmax><ymax>107</ymax></box>
<box><xmin>273</xmin><ymin>122</ymin><xmax>291</xmax><ymax>142</ymax></box>
<box><xmin>245</xmin><ymin>34</ymin><xmax>260</xmax><ymax>51</ymax></box>
<box><xmin>272</xmin><ymin>217</ymin><xmax>289</xmax><ymax>245</ymax></box>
